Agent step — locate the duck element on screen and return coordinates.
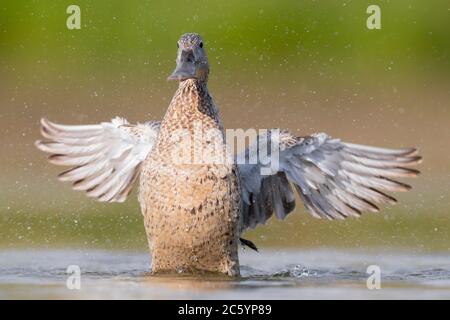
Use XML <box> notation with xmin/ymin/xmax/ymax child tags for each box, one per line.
<box><xmin>36</xmin><ymin>33</ymin><xmax>421</xmax><ymax>276</ymax></box>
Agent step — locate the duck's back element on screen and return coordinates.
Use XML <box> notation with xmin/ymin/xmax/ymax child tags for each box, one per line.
<box><xmin>139</xmin><ymin>79</ymin><xmax>241</xmax><ymax>275</ymax></box>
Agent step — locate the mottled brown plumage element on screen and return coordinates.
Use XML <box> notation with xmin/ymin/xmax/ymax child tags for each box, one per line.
<box><xmin>35</xmin><ymin>33</ymin><xmax>421</xmax><ymax>277</ymax></box>
<box><xmin>139</xmin><ymin>78</ymin><xmax>241</xmax><ymax>275</ymax></box>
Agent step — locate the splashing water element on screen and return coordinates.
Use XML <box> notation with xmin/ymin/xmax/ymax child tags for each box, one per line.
<box><xmin>0</xmin><ymin>248</ymin><xmax>449</xmax><ymax>299</ymax></box>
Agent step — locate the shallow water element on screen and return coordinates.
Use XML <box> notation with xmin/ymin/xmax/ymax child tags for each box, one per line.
<box><xmin>0</xmin><ymin>248</ymin><xmax>449</xmax><ymax>299</ymax></box>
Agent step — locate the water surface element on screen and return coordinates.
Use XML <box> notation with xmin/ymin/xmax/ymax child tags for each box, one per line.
<box><xmin>1</xmin><ymin>248</ymin><xmax>449</xmax><ymax>299</ymax></box>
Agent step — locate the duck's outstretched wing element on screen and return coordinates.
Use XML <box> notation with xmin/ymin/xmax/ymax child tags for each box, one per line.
<box><xmin>36</xmin><ymin>117</ymin><xmax>160</xmax><ymax>202</ymax></box>
<box><xmin>237</xmin><ymin>130</ymin><xmax>421</xmax><ymax>231</ymax></box>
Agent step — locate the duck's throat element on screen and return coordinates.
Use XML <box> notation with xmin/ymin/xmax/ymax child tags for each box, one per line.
<box><xmin>158</xmin><ymin>78</ymin><xmax>226</xmax><ymax>165</ymax></box>
<box><xmin>164</xmin><ymin>79</ymin><xmax>220</xmax><ymax>126</ymax></box>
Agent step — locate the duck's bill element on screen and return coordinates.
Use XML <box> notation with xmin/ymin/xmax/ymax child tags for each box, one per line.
<box><xmin>168</xmin><ymin>50</ymin><xmax>197</xmax><ymax>81</ymax></box>
<box><xmin>167</xmin><ymin>68</ymin><xmax>196</xmax><ymax>81</ymax></box>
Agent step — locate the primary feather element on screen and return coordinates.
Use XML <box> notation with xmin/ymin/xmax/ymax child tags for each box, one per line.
<box><xmin>36</xmin><ymin>117</ymin><xmax>160</xmax><ymax>202</ymax></box>
<box><xmin>237</xmin><ymin>130</ymin><xmax>421</xmax><ymax>230</ymax></box>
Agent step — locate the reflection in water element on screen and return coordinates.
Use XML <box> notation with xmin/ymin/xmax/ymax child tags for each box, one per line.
<box><xmin>140</xmin><ymin>274</ymin><xmax>238</xmax><ymax>292</ymax></box>
<box><xmin>1</xmin><ymin>249</ymin><xmax>450</xmax><ymax>299</ymax></box>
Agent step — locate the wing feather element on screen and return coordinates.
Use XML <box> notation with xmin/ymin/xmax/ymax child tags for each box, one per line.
<box><xmin>36</xmin><ymin>117</ymin><xmax>160</xmax><ymax>203</ymax></box>
<box><xmin>238</xmin><ymin>130</ymin><xmax>421</xmax><ymax>231</ymax></box>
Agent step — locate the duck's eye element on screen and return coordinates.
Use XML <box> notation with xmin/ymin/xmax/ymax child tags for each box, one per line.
<box><xmin>199</xmin><ymin>42</ymin><xmax>203</xmax><ymax>48</ymax></box>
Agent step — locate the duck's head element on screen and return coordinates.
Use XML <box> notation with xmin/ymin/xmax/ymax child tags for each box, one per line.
<box><xmin>168</xmin><ymin>33</ymin><xmax>209</xmax><ymax>83</ymax></box>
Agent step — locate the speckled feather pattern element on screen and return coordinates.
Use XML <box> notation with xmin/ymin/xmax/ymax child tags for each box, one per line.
<box><xmin>139</xmin><ymin>79</ymin><xmax>242</xmax><ymax>276</ymax></box>
<box><xmin>35</xmin><ymin>33</ymin><xmax>420</xmax><ymax>277</ymax></box>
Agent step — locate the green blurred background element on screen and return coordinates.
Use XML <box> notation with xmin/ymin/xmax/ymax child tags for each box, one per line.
<box><xmin>0</xmin><ymin>1</ymin><xmax>449</xmax><ymax>252</ymax></box>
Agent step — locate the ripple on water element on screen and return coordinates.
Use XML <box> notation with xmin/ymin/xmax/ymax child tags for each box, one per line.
<box><xmin>0</xmin><ymin>249</ymin><xmax>450</xmax><ymax>299</ymax></box>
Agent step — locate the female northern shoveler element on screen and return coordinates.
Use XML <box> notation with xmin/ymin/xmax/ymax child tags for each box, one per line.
<box><xmin>36</xmin><ymin>33</ymin><xmax>421</xmax><ymax>276</ymax></box>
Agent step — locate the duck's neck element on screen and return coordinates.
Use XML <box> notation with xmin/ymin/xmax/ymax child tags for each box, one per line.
<box><xmin>159</xmin><ymin>79</ymin><xmax>226</xmax><ymax>160</ymax></box>
<box><xmin>165</xmin><ymin>79</ymin><xmax>219</xmax><ymax>122</ymax></box>
<box><xmin>178</xmin><ymin>78</ymin><xmax>208</xmax><ymax>101</ymax></box>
